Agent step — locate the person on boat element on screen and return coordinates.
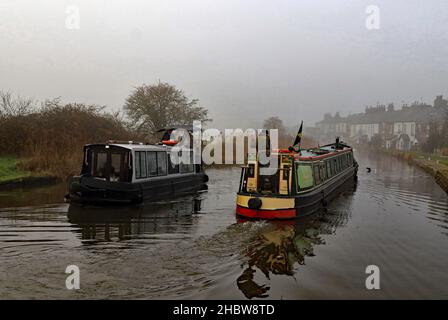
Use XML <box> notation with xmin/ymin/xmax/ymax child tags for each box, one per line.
<box><xmin>110</xmin><ymin>166</ymin><xmax>119</xmax><ymax>182</ymax></box>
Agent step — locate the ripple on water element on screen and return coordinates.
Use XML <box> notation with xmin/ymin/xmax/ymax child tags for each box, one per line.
<box><xmin>1</xmin><ymin>154</ymin><xmax>448</xmax><ymax>299</ymax></box>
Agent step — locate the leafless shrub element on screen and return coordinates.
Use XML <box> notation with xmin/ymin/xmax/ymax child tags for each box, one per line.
<box><xmin>0</xmin><ymin>90</ymin><xmax>35</xmax><ymax>118</ymax></box>
<box><xmin>0</xmin><ymin>95</ymin><xmax>140</xmax><ymax>179</ymax></box>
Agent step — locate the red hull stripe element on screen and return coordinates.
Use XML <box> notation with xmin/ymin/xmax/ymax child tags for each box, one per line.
<box><xmin>236</xmin><ymin>205</ymin><xmax>296</xmax><ymax>220</ymax></box>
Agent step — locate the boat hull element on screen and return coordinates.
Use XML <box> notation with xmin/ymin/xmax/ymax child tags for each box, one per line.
<box><xmin>236</xmin><ymin>167</ymin><xmax>356</xmax><ymax>220</ymax></box>
<box><xmin>67</xmin><ymin>172</ymin><xmax>208</xmax><ymax>205</ymax></box>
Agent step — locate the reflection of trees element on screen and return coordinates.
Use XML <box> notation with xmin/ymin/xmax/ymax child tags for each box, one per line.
<box><xmin>67</xmin><ymin>197</ymin><xmax>202</xmax><ymax>243</ymax></box>
<box><xmin>237</xmin><ymin>180</ymin><xmax>355</xmax><ymax>299</ymax></box>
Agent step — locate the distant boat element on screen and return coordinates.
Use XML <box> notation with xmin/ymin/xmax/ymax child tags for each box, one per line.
<box><xmin>236</xmin><ymin>137</ymin><xmax>358</xmax><ymax>220</ymax></box>
<box><xmin>66</xmin><ymin>128</ymin><xmax>208</xmax><ymax>205</ymax></box>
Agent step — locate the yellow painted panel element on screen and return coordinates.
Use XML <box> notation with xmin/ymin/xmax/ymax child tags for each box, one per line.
<box><xmin>237</xmin><ymin>194</ymin><xmax>294</xmax><ymax>210</ymax></box>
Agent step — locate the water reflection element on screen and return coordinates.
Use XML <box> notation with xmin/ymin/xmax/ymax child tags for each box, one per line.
<box><xmin>67</xmin><ymin>196</ymin><xmax>203</xmax><ymax>243</ymax></box>
<box><xmin>1</xmin><ymin>158</ymin><xmax>448</xmax><ymax>299</ymax></box>
<box><xmin>0</xmin><ymin>183</ymin><xmax>67</xmax><ymax>208</ymax></box>
<box><xmin>236</xmin><ymin>181</ymin><xmax>355</xmax><ymax>299</ymax></box>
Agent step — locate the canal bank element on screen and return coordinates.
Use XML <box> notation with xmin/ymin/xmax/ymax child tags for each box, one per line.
<box><xmin>0</xmin><ymin>156</ymin><xmax>59</xmax><ymax>189</ymax></box>
<box><xmin>375</xmin><ymin>149</ymin><xmax>448</xmax><ymax>194</ymax></box>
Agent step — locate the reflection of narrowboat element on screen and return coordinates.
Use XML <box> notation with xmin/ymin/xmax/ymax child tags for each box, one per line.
<box><xmin>66</xmin><ymin>129</ymin><xmax>208</xmax><ymax>205</ymax></box>
<box><xmin>236</xmin><ymin>138</ymin><xmax>358</xmax><ymax>219</ymax></box>
<box><xmin>67</xmin><ymin>196</ymin><xmax>202</xmax><ymax>241</ymax></box>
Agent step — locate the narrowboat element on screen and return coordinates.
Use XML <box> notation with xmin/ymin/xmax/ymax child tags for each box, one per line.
<box><xmin>66</xmin><ymin>133</ymin><xmax>208</xmax><ymax>205</ymax></box>
<box><xmin>236</xmin><ymin>138</ymin><xmax>358</xmax><ymax>219</ymax></box>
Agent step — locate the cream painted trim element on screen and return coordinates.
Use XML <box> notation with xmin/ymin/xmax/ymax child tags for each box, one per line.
<box><xmin>237</xmin><ymin>194</ymin><xmax>294</xmax><ymax>210</ymax></box>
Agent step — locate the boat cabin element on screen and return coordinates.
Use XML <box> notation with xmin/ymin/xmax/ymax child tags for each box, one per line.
<box><xmin>239</xmin><ymin>144</ymin><xmax>355</xmax><ymax>196</ymax></box>
<box><xmin>81</xmin><ymin>142</ymin><xmax>200</xmax><ymax>183</ymax></box>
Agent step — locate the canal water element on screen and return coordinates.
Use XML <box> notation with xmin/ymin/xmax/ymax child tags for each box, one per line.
<box><xmin>0</xmin><ymin>151</ymin><xmax>447</xmax><ymax>299</ymax></box>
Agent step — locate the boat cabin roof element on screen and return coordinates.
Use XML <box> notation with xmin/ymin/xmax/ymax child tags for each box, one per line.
<box><xmin>300</xmin><ymin>145</ymin><xmax>345</xmax><ymax>157</ymax></box>
<box><xmin>272</xmin><ymin>143</ymin><xmax>352</xmax><ymax>162</ymax></box>
<box><xmin>85</xmin><ymin>143</ymin><xmax>170</xmax><ymax>152</ymax></box>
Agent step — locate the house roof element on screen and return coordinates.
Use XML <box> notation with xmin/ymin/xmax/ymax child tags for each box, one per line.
<box><xmin>317</xmin><ymin>105</ymin><xmax>447</xmax><ymax>125</ymax></box>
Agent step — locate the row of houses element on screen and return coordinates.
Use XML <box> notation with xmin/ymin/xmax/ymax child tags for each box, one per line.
<box><xmin>313</xmin><ymin>95</ymin><xmax>448</xmax><ymax>151</ymax></box>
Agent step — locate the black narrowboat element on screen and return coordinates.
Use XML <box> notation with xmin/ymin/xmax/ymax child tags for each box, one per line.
<box><xmin>236</xmin><ymin>138</ymin><xmax>358</xmax><ymax>219</ymax></box>
<box><xmin>66</xmin><ymin>139</ymin><xmax>208</xmax><ymax>205</ymax></box>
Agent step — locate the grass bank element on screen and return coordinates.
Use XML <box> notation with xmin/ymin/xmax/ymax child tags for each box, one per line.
<box><xmin>381</xmin><ymin>149</ymin><xmax>448</xmax><ymax>194</ymax></box>
<box><xmin>0</xmin><ymin>101</ymin><xmax>139</xmax><ymax>182</ymax></box>
<box><xmin>0</xmin><ymin>156</ymin><xmax>58</xmax><ymax>188</ymax></box>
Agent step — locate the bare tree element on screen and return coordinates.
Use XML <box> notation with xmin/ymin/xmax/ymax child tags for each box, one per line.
<box><xmin>262</xmin><ymin>116</ymin><xmax>293</xmax><ymax>148</ymax></box>
<box><xmin>0</xmin><ymin>90</ymin><xmax>34</xmax><ymax>118</ymax></box>
<box><xmin>263</xmin><ymin>116</ymin><xmax>286</xmax><ymax>135</ymax></box>
<box><xmin>124</xmin><ymin>82</ymin><xmax>210</xmax><ymax>137</ymax></box>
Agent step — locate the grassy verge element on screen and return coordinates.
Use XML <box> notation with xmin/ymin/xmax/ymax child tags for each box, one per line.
<box><xmin>0</xmin><ymin>156</ymin><xmax>57</xmax><ymax>187</ymax></box>
<box><xmin>0</xmin><ymin>156</ymin><xmax>32</xmax><ymax>183</ymax></box>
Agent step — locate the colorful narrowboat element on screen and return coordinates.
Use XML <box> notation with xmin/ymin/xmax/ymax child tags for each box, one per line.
<box><xmin>236</xmin><ymin>138</ymin><xmax>358</xmax><ymax>219</ymax></box>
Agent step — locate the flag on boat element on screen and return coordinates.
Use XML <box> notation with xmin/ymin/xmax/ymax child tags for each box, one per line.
<box><xmin>293</xmin><ymin>121</ymin><xmax>303</xmax><ymax>146</ymax></box>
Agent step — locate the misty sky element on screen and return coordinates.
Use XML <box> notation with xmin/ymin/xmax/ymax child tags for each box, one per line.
<box><xmin>1</xmin><ymin>0</ymin><xmax>448</xmax><ymax>129</ymax></box>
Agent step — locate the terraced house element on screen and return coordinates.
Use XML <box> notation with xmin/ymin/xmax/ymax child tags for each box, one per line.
<box><xmin>315</xmin><ymin>95</ymin><xmax>448</xmax><ymax>151</ymax></box>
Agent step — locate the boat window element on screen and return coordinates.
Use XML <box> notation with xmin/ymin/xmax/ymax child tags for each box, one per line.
<box><xmin>94</xmin><ymin>151</ymin><xmax>108</xmax><ymax>179</ymax></box>
<box><xmin>282</xmin><ymin>165</ymin><xmax>291</xmax><ymax>180</ymax></box>
<box><xmin>168</xmin><ymin>153</ymin><xmax>180</xmax><ymax>174</ymax></box>
<box><xmin>313</xmin><ymin>164</ymin><xmax>321</xmax><ymax>184</ymax></box>
<box><xmin>147</xmin><ymin>151</ymin><xmax>158</xmax><ymax>176</ymax></box>
<box><xmin>180</xmin><ymin>151</ymin><xmax>194</xmax><ymax>173</ymax></box>
<box><xmin>320</xmin><ymin>163</ymin><xmax>326</xmax><ymax>181</ymax></box>
<box><xmin>258</xmin><ymin>163</ymin><xmax>279</xmax><ymax>194</ymax></box>
<box><xmin>334</xmin><ymin>158</ymin><xmax>339</xmax><ymax>173</ymax></box>
<box><xmin>110</xmin><ymin>153</ymin><xmax>122</xmax><ymax>182</ymax></box>
<box><xmin>135</xmin><ymin>152</ymin><xmax>141</xmax><ymax>178</ymax></box>
<box><xmin>157</xmin><ymin>152</ymin><xmax>167</xmax><ymax>176</ymax></box>
<box><xmin>135</xmin><ymin>151</ymin><xmax>147</xmax><ymax>179</ymax></box>
<box><xmin>296</xmin><ymin>164</ymin><xmax>314</xmax><ymax>190</ymax></box>
<box><xmin>247</xmin><ymin>164</ymin><xmax>255</xmax><ymax>177</ymax></box>
<box><xmin>83</xmin><ymin>148</ymin><xmax>90</xmax><ymax>174</ymax></box>
<box><xmin>190</xmin><ymin>152</ymin><xmax>195</xmax><ymax>173</ymax></box>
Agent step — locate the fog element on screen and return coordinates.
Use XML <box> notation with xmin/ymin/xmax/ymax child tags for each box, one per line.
<box><xmin>1</xmin><ymin>0</ymin><xmax>447</xmax><ymax>129</ymax></box>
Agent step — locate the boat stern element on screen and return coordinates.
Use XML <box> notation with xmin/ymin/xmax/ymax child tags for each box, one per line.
<box><xmin>236</xmin><ymin>193</ymin><xmax>296</xmax><ymax>219</ymax></box>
